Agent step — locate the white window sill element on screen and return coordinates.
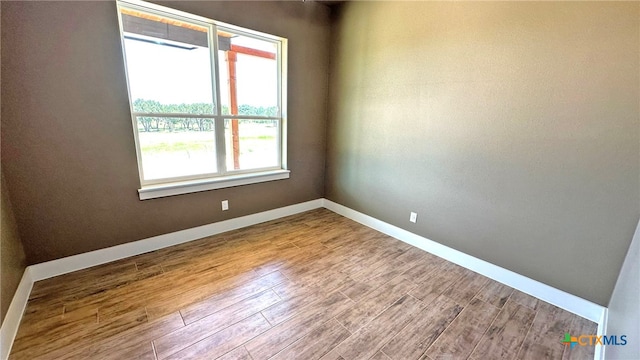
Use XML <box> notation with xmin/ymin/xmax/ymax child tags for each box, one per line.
<box><xmin>138</xmin><ymin>170</ymin><xmax>290</xmax><ymax>200</ymax></box>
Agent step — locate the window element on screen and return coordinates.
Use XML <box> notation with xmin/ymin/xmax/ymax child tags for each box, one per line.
<box><xmin>116</xmin><ymin>1</ymin><xmax>288</xmax><ymax>199</ymax></box>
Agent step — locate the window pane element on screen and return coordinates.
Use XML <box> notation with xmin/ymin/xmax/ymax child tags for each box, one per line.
<box><xmin>121</xmin><ymin>10</ymin><xmax>215</xmax><ymax>114</ymax></box>
<box><xmin>118</xmin><ymin>3</ymin><xmax>286</xmax><ymax>186</ymax></box>
<box><xmin>224</xmin><ymin>119</ymin><xmax>279</xmax><ymax>171</ymax></box>
<box><xmin>218</xmin><ymin>31</ymin><xmax>278</xmax><ymax>116</ymax></box>
<box><xmin>136</xmin><ymin>117</ymin><xmax>217</xmax><ymax>180</ymax></box>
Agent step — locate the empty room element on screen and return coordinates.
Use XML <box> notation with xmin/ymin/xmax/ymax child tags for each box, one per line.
<box><xmin>1</xmin><ymin>1</ymin><xmax>638</xmax><ymax>360</ymax></box>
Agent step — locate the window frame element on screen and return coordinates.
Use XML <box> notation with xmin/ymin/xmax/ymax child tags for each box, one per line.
<box><xmin>116</xmin><ymin>0</ymin><xmax>289</xmax><ymax>200</ymax></box>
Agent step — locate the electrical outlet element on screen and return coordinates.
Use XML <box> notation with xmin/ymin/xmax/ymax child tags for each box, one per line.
<box><xmin>221</xmin><ymin>200</ymin><xmax>229</xmax><ymax>211</ymax></box>
<box><xmin>410</xmin><ymin>212</ymin><xmax>417</xmax><ymax>223</ymax></box>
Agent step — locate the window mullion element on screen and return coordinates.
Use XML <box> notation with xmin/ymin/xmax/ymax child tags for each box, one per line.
<box><xmin>210</xmin><ymin>23</ymin><xmax>227</xmax><ymax>175</ymax></box>
<box><xmin>279</xmin><ymin>40</ymin><xmax>288</xmax><ymax>169</ymax></box>
<box><xmin>214</xmin><ymin>117</ymin><xmax>226</xmax><ymax>175</ymax></box>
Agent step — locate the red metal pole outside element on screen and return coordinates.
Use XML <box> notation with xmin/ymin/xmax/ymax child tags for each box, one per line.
<box><xmin>226</xmin><ymin>50</ymin><xmax>240</xmax><ymax>170</ymax></box>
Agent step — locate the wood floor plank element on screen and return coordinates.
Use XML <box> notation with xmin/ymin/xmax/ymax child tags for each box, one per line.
<box><xmin>245</xmin><ymin>291</ymin><xmax>354</xmax><ymax>360</ymax></box>
<box><xmin>335</xmin><ymin>294</ymin><xmax>424</xmax><ymax>360</ymax></box>
<box><xmin>217</xmin><ymin>346</ymin><xmax>253</xmax><ymax>360</ymax></box>
<box><xmin>394</xmin><ymin>246</ymin><xmax>431</xmax><ymax>264</ymax></box>
<box><xmin>509</xmin><ymin>290</ymin><xmax>540</xmax><ymax>310</ymax></box>
<box><xmin>319</xmin><ymin>350</ymin><xmax>346</xmax><ymax>360</ymax></box>
<box><xmin>163</xmin><ymin>312</ymin><xmax>271</xmax><ymax>360</ymax></box>
<box><xmin>319</xmin><ymin>349</ymin><xmax>346</xmax><ymax>360</ymax></box>
<box><xmin>61</xmin><ymin>263</ymin><xmax>222</xmax><ymax>317</ymax></box>
<box><xmin>317</xmin><ymin>225</ymin><xmax>369</xmax><ymax>249</ymax></box>
<box><xmin>41</xmin><ymin>312</ymin><xmax>184</xmax><ymax>360</ymax></box>
<box><xmin>272</xmin><ymin>278</ymin><xmax>312</xmax><ymax>299</ymax></box>
<box><xmin>262</xmin><ymin>281</ymin><xmax>324</xmax><ymax>325</ymax></box>
<box><xmin>95</xmin><ymin>266</ymin><xmax>231</xmax><ymax>321</ymax></box>
<box><xmin>381</xmin><ymin>237</ymin><xmax>414</xmax><ymax>254</ymax></box>
<box><xmin>408</xmin><ymin>261</ymin><xmax>466</xmax><ymax>305</ymax></box>
<box><xmin>142</xmin><ymin>237</ymin><xmax>234</xmax><ymax>273</ymax></box>
<box><xmin>92</xmin><ymin>261</ymin><xmax>164</xmax><ymax>295</ymax></box>
<box><xmin>337</xmin><ymin>233</ymin><xmax>391</xmax><ymax>260</ymax></box>
<box><xmin>214</xmin><ymin>242</ymin><xmax>302</xmax><ymax>275</ymax></box>
<box><xmin>262</xmin><ymin>229</ymin><xmax>312</xmax><ymax>248</ymax></box>
<box><xmin>10</xmin><ymin>307</ymin><xmax>148</xmax><ymax>360</ymax></box>
<box><xmin>283</xmin><ymin>251</ymin><xmax>349</xmax><ymax>285</ymax></box>
<box><xmin>97</xmin><ymin>302</ymin><xmax>145</xmax><ymax>324</ymax></box>
<box><xmin>178</xmin><ymin>270</ymin><xmax>286</xmax><ymax>324</ymax></box>
<box><xmin>515</xmin><ymin>302</ymin><xmax>575</xmax><ymax>360</ymax></box>
<box><xmin>469</xmin><ymin>300</ymin><xmax>536</xmax><ymax>360</ymax></box>
<box><xmin>292</xmin><ymin>225</ymin><xmax>351</xmax><ymax>248</ymax></box>
<box><xmin>19</xmin><ymin>302</ymin><xmax>64</xmax><ymax>327</ymax></box>
<box><xmin>475</xmin><ymin>280</ymin><xmax>514</xmax><ymax>309</ymax></box>
<box><xmin>339</xmin><ymin>256</ymin><xmax>414</xmax><ymax>302</ymax></box>
<box><xmin>155</xmin><ymin>289</ymin><xmax>281</xmax><ymax>359</ymax></box>
<box><xmin>14</xmin><ymin>306</ymin><xmax>97</xmax><ymax>341</ymax></box>
<box><xmin>250</xmin><ymin>243</ymin><xmax>321</xmax><ymax>277</ymax></box>
<box><xmin>381</xmin><ymin>295</ymin><xmax>464</xmax><ymax>360</ymax></box>
<box><xmin>339</xmin><ymin>278</ymin><xmax>372</xmax><ymax>302</ymax></box>
<box><xmin>336</xmin><ymin>274</ymin><xmax>417</xmax><ymax>333</ymax></box>
<box><xmin>441</xmin><ymin>270</ymin><xmax>489</xmax><ymax>305</ymax></box>
<box><xmin>424</xmin><ymin>298</ymin><xmax>500</xmax><ymax>360</ymax></box>
<box><xmin>23</xmin><ymin>259</ymin><xmax>154</xmax><ymax>324</ymax></box>
<box><xmin>347</xmin><ymin>246</ymin><xmax>405</xmax><ymax>279</ymax></box>
<box><xmin>48</xmin><ymin>339</ymin><xmax>155</xmax><ymax>360</ymax></box>
<box><xmin>307</xmin><ymin>270</ymin><xmax>354</xmax><ymax>293</ymax></box>
<box><xmin>114</xmin><ymin>246</ymin><xmax>278</xmax><ymax>319</ymax></box>
<box><xmin>402</xmin><ymin>254</ymin><xmax>446</xmax><ymax>284</ymax></box>
<box><xmin>159</xmin><ymin>239</ymin><xmax>276</xmax><ymax>276</ymax></box>
<box><xmin>270</xmin><ymin>319</ymin><xmax>350</xmax><ymax>360</ymax></box>
<box><xmin>371</xmin><ymin>351</ymin><xmax>393</xmax><ymax>360</ymax></box>
<box><xmin>28</xmin><ymin>259</ymin><xmax>137</xmax><ymax>300</ymax></box>
<box><xmin>328</xmin><ymin>227</ymin><xmax>380</xmax><ymax>253</ymax></box>
<box><xmin>561</xmin><ymin>316</ymin><xmax>597</xmax><ymax>360</ymax></box>
<box><xmin>133</xmin><ymin>255</ymin><xmax>165</xmax><ymax>273</ymax></box>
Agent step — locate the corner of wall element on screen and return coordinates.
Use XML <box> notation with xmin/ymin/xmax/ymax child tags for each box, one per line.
<box><xmin>603</xmin><ymin>218</ymin><xmax>640</xmax><ymax>359</ymax></box>
<box><xmin>1</xmin><ymin>171</ymin><xmax>28</xmax><ymax>324</ymax></box>
<box><xmin>0</xmin><ymin>268</ymin><xmax>33</xmax><ymax>360</ymax></box>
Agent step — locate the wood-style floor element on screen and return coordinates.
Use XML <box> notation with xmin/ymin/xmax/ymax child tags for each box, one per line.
<box><xmin>10</xmin><ymin>209</ymin><xmax>596</xmax><ymax>360</ymax></box>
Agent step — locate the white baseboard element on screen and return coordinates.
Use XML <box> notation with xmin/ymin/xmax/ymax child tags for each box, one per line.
<box><xmin>29</xmin><ymin>199</ymin><xmax>323</xmax><ymax>281</ymax></box>
<box><xmin>2</xmin><ymin>197</ymin><xmax>609</xmax><ymax>360</ymax></box>
<box><xmin>0</xmin><ymin>268</ymin><xmax>34</xmax><ymax>360</ymax></box>
<box><xmin>321</xmin><ymin>199</ymin><xmax>606</xmax><ymax>324</ymax></box>
<box><xmin>595</xmin><ymin>308</ymin><xmax>608</xmax><ymax>360</ymax></box>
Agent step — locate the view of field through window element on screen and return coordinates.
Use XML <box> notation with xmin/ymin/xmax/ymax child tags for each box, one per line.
<box><xmin>121</xmin><ymin>11</ymin><xmax>280</xmax><ymax>182</ymax></box>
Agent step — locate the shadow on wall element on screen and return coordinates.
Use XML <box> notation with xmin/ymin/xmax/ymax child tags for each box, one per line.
<box><xmin>1</xmin><ymin>171</ymin><xmax>27</xmax><ymax>323</ymax></box>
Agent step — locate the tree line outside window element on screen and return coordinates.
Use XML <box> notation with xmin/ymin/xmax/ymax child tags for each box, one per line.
<box><xmin>134</xmin><ymin>98</ymin><xmax>278</xmax><ymax>132</ymax></box>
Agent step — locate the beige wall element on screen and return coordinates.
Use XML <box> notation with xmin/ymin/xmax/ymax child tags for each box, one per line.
<box><xmin>1</xmin><ymin>171</ymin><xmax>27</xmax><ymax>323</ymax></box>
<box><xmin>326</xmin><ymin>2</ymin><xmax>640</xmax><ymax>306</ymax></box>
<box><xmin>1</xmin><ymin>1</ymin><xmax>330</xmax><ymax>264</ymax></box>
